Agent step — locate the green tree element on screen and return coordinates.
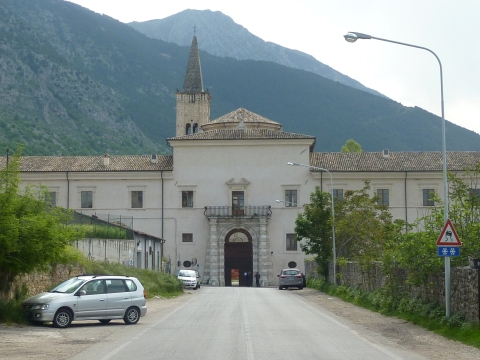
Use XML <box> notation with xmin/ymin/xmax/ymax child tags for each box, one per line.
<box><xmin>341</xmin><ymin>139</ymin><xmax>363</xmax><ymax>153</ymax></box>
<box><xmin>294</xmin><ymin>187</ymin><xmax>333</xmax><ymax>278</ymax></box>
<box><xmin>0</xmin><ymin>149</ymin><xmax>79</xmax><ymax>291</ymax></box>
<box><xmin>334</xmin><ymin>182</ymin><xmax>393</xmax><ymax>267</ymax></box>
<box><xmin>382</xmin><ymin>166</ymin><xmax>480</xmax><ymax>291</ymax></box>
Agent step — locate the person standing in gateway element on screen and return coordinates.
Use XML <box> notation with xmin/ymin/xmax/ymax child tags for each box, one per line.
<box><xmin>255</xmin><ymin>272</ymin><xmax>260</xmax><ymax>287</ymax></box>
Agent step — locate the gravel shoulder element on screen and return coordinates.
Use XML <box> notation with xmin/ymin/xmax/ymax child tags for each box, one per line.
<box><xmin>1</xmin><ymin>288</ymin><xmax>480</xmax><ymax>360</ymax></box>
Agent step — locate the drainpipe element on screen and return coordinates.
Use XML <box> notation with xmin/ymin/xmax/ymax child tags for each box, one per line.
<box><xmin>404</xmin><ymin>171</ymin><xmax>408</xmax><ymax>232</ymax></box>
<box><xmin>161</xmin><ymin>170</ymin><xmax>164</xmax><ymax>272</ymax></box>
<box><xmin>66</xmin><ymin>171</ymin><xmax>70</xmax><ymax>209</ymax></box>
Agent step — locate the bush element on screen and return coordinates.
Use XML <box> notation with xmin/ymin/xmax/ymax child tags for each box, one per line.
<box><xmin>0</xmin><ymin>299</ymin><xmax>28</xmax><ymax>325</ymax></box>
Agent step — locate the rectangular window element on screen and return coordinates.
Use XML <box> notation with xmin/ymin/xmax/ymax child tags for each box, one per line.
<box><xmin>232</xmin><ymin>191</ymin><xmax>244</xmax><ymax>215</ymax></box>
<box><xmin>333</xmin><ymin>189</ymin><xmax>343</xmax><ymax>201</ymax></box>
<box><xmin>131</xmin><ymin>191</ymin><xmax>143</xmax><ymax>208</ymax></box>
<box><xmin>470</xmin><ymin>188</ymin><xmax>480</xmax><ymax>198</ymax></box>
<box><xmin>286</xmin><ymin>233</ymin><xmax>297</xmax><ymax>251</ymax></box>
<box><xmin>182</xmin><ymin>191</ymin><xmax>193</xmax><ymax>207</ymax></box>
<box><xmin>81</xmin><ymin>191</ymin><xmax>93</xmax><ymax>208</ymax></box>
<box><xmin>46</xmin><ymin>192</ymin><xmax>56</xmax><ymax>206</ymax></box>
<box><xmin>285</xmin><ymin>190</ymin><xmax>297</xmax><ymax>207</ymax></box>
<box><xmin>182</xmin><ymin>233</ymin><xmax>193</xmax><ymax>243</ymax></box>
<box><xmin>377</xmin><ymin>189</ymin><xmax>389</xmax><ymax>206</ymax></box>
<box><xmin>423</xmin><ymin>189</ymin><xmax>435</xmax><ymax>206</ymax></box>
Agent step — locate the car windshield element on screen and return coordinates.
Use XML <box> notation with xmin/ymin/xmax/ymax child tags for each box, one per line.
<box><xmin>50</xmin><ymin>278</ymin><xmax>86</xmax><ymax>293</ymax></box>
<box><xmin>179</xmin><ymin>271</ymin><xmax>195</xmax><ymax>278</ymax></box>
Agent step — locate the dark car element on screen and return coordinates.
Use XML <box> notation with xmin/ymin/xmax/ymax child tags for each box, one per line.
<box><xmin>278</xmin><ymin>269</ymin><xmax>304</xmax><ymax>290</ymax></box>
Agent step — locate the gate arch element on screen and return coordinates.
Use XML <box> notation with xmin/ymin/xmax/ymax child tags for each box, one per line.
<box><xmin>224</xmin><ymin>229</ymin><xmax>253</xmax><ymax>286</ymax></box>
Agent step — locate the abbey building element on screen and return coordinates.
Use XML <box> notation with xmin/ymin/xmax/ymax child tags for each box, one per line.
<box><xmin>4</xmin><ymin>37</ymin><xmax>480</xmax><ymax>286</ymax></box>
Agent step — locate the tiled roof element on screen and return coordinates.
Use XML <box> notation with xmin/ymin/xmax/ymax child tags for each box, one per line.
<box><xmin>0</xmin><ymin>155</ymin><xmax>173</xmax><ymax>172</ymax></box>
<box><xmin>208</xmin><ymin>108</ymin><xmax>281</xmax><ymax>126</ymax></box>
<box><xmin>311</xmin><ymin>152</ymin><xmax>480</xmax><ymax>172</ymax></box>
<box><xmin>168</xmin><ymin>128</ymin><xmax>315</xmax><ymax>141</ymax></box>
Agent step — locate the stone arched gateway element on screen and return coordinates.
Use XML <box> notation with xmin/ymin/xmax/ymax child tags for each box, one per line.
<box><xmin>224</xmin><ymin>229</ymin><xmax>253</xmax><ymax>286</ymax></box>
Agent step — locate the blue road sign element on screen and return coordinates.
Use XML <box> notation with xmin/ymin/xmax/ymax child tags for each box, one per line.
<box><xmin>437</xmin><ymin>246</ymin><xmax>460</xmax><ymax>257</ymax></box>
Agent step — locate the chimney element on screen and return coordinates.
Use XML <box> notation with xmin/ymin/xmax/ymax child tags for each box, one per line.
<box><xmin>151</xmin><ymin>154</ymin><xmax>158</xmax><ymax>164</ymax></box>
<box><xmin>103</xmin><ymin>153</ymin><xmax>110</xmax><ymax>166</ymax></box>
<box><xmin>382</xmin><ymin>149</ymin><xmax>390</xmax><ymax>158</ymax></box>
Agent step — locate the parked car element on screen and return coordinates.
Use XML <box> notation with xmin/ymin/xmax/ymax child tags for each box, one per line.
<box><xmin>278</xmin><ymin>269</ymin><xmax>304</xmax><ymax>290</ymax></box>
<box><xmin>22</xmin><ymin>275</ymin><xmax>147</xmax><ymax>328</ymax></box>
<box><xmin>178</xmin><ymin>269</ymin><xmax>201</xmax><ymax>290</ymax></box>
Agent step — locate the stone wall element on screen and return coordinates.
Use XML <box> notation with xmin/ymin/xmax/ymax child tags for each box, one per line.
<box><xmin>306</xmin><ymin>260</ymin><xmax>480</xmax><ymax>322</ymax></box>
<box><xmin>3</xmin><ymin>264</ymin><xmax>84</xmax><ymax>301</ymax></box>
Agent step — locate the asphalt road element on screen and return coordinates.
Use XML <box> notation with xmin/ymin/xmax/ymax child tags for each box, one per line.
<box><xmin>66</xmin><ymin>286</ymin><xmax>427</xmax><ymax>360</ymax></box>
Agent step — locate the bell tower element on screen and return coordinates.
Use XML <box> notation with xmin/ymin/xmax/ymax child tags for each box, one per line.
<box><xmin>176</xmin><ymin>36</ymin><xmax>211</xmax><ymax>136</ymax></box>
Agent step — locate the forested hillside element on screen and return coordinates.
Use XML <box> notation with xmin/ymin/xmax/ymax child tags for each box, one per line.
<box><xmin>0</xmin><ymin>0</ymin><xmax>479</xmax><ymax>155</ymax></box>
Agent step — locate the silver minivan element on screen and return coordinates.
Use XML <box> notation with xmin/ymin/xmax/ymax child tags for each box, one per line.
<box><xmin>22</xmin><ymin>275</ymin><xmax>147</xmax><ymax>328</ymax></box>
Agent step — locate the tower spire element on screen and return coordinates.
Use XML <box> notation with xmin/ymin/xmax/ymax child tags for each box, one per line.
<box><xmin>183</xmin><ymin>36</ymin><xmax>203</xmax><ymax>93</ymax></box>
<box><xmin>175</xmin><ymin>35</ymin><xmax>211</xmax><ymax>137</ymax></box>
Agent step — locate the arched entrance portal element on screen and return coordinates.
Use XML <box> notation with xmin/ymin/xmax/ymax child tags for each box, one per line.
<box><xmin>224</xmin><ymin>229</ymin><xmax>253</xmax><ymax>287</ymax></box>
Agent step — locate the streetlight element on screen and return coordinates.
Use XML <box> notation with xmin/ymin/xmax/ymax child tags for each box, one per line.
<box><xmin>287</xmin><ymin>161</ymin><xmax>336</xmax><ymax>286</ymax></box>
<box><xmin>344</xmin><ymin>31</ymin><xmax>450</xmax><ymax>317</ymax></box>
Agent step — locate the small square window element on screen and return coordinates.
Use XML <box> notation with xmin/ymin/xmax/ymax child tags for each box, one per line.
<box><xmin>286</xmin><ymin>233</ymin><xmax>297</xmax><ymax>251</ymax></box>
<box><xmin>285</xmin><ymin>190</ymin><xmax>297</xmax><ymax>207</ymax></box>
<box><xmin>46</xmin><ymin>192</ymin><xmax>56</xmax><ymax>206</ymax></box>
<box><xmin>131</xmin><ymin>191</ymin><xmax>143</xmax><ymax>208</ymax></box>
<box><xmin>182</xmin><ymin>233</ymin><xmax>193</xmax><ymax>243</ymax></box>
<box><xmin>470</xmin><ymin>188</ymin><xmax>480</xmax><ymax>198</ymax></box>
<box><xmin>423</xmin><ymin>189</ymin><xmax>435</xmax><ymax>206</ymax></box>
<box><xmin>182</xmin><ymin>191</ymin><xmax>193</xmax><ymax>208</ymax></box>
<box><xmin>333</xmin><ymin>189</ymin><xmax>343</xmax><ymax>201</ymax></box>
<box><xmin>81</xmin><ymin>191</ymin><xmax>93</xmax><ymax>208</ymax></box>
<box><xmin>377</xmin><ymin>189</ymin><xmax>389</xmax><ymax>206</ymax></box>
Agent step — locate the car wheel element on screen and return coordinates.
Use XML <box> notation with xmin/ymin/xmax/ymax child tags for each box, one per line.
<box><xmin>279</xmin><ymin>286</ymin><xmax>283</xmax><ymax>290</ymax></box>
<box><xmin>299</xmin><ymin>286</ymin><xmax>303</xmax><ymax>290</ymax></box>
<box><xmin>99</xmin><ymin>319</ymin><xmax>111</xmax><ymax>324</ymax></box>
<box><xmin>124</xmin><ymin>307</ymin><xmax>140</xmax><ymax>325</ymax></box>
<box><xmin>53</xmin><ymin>308</ymin><xmax>72</xmax><ymax>328</ymax></box>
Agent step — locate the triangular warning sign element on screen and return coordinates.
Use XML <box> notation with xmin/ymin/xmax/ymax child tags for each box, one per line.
<box><xmin>436</xmin><ymin>219</ymin><xmax>462</xmax><ymax>246</ymax></box>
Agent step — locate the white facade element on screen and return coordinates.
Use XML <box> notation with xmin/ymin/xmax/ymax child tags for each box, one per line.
<box><xmin>7</xmin><ymin>36</ymin><xmax>480</xmax><ymax>287</ymax></box>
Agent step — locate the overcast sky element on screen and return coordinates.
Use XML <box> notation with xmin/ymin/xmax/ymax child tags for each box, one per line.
<box><xmin>67</xmin><ymin>0</ymin><xmax>480</xmax><ymax>137</ymax></box>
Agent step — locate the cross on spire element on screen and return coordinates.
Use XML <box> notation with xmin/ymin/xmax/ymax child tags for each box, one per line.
<box><xmin>193</xmin><ymin>25</ymin><xmax>197</xmax><ymax>36</ymax></box>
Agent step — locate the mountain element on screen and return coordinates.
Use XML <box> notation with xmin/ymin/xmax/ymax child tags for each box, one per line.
<box><xmin>129</xmin><ymin>9</ymin><xmax>384</xmax><ymax>98</ymax></box>
<box><xmin>0</xmin><ymin>0</ymin><xmax>480</xmax><ymax>155</ymax></box>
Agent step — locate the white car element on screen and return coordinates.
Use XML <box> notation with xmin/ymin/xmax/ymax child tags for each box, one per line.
<box><xmin>22</xmin><ymin>275</ymin><xmax>147</xmax><ymax>328</ymax></box>
<box><xmin>178</xmin><ymin>270</ymin><xmax>201</xmax><ymax>290</ymax></box>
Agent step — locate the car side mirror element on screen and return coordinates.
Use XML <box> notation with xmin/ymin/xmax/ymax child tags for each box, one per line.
<box><xmin>277</xmin><ymin>274</ymin><xmax>280</xmax><ymax>277</ymax></box>
<box><xmin>77</xmin><ymin>290</ymin><xmax>86</xmax><ymax>296</ymax></box>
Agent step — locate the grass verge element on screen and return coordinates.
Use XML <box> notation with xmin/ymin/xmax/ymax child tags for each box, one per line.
<box><xmin>308</xmin><ymin>278</ymin><xmax>480</xmax><ymax>349</ymax></box>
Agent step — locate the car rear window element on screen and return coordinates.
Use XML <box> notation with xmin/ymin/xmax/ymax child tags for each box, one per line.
<box><xmin>125</xmin><ymin>279</ymin><xmax>137</xmax><ymax>292</ymax></box>
<box><xmin>283</xmin><ymin>270</ymin><xmax>300</xmax><ymax>276</ymax></box>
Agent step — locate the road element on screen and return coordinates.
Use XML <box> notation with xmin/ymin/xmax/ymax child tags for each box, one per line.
<box><xmin>70</xmin><ymin>286</ymin><xmax>424</xmax><ymax>360</ymax></box>
<box><xmin>2</xmin><ymin>287</ymin><xmax>480</xmax><ymax>360</ymax></box>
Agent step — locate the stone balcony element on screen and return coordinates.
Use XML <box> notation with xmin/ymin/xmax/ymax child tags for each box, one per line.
<box><xmin>204</xmin><ymin>205</ymin><xmax>272</xmax><ymax>218</ymax></box>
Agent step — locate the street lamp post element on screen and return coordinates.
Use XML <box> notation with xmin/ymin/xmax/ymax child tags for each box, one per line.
<box><xmin>287</xmin><ymin>162</ymin><xmax>336</xmax><ymax>286</ymax></box>
<box><xmin>344</xmin><ymin>31</ymin><xmax>450</xmax><ymax>317</ymax></box>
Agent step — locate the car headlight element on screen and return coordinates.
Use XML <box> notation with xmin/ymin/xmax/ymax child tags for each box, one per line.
<box><xmin>32</xmin><ymin>304</ymin><xmax>49</xmax><ymax>310</ymax></box>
